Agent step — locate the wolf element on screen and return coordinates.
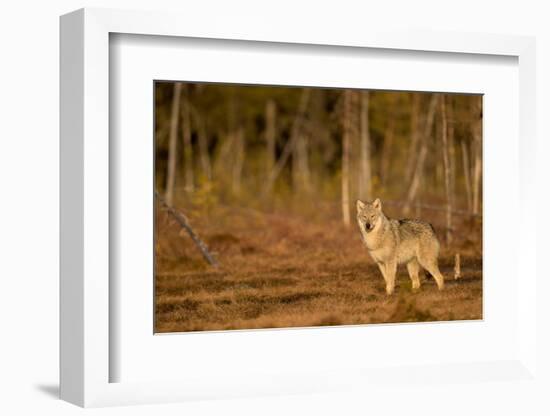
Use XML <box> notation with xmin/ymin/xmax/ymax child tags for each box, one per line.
<box><xmin>356</xmin><ymin>198</ymin><xmax>445</xmax><ymax>295</ymax></box>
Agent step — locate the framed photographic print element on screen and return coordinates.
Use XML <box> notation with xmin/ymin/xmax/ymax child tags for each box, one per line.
<box><xmin>152</xmin><ymin>82</ymin><xmax>482</xmax><ymax>334</ymax></box>
<box><xmin>60</xmin><ymin>7</ymin><xmax>539</xmax><ymax>408</ymax></box>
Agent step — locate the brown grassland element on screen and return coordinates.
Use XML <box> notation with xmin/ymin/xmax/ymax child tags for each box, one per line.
<box><xmin>155</xmin><ymin>203</ymin><xmax>482</xmax><ymax>333</ymax></box>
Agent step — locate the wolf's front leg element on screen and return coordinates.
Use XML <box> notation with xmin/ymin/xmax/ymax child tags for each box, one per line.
<box><xmin>376</xmin><ymin>262</ymin><xmax>389</xmax><ymax>293</ymax></box>
<box><xmin>384</xmin><ymin>261</ymin><xmax>397</xmax><ymax>295</ymax></box>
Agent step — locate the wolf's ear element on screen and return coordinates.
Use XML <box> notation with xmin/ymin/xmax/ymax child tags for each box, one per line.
<box><xmin>372</xmin><ymin>198</ymin><xmax>382</xmax><ymax>211</ymax></box>
<box><xmin>356</xmin><ymin>200</ymin><xmax>366</xmax><ymax>212</ymax></box>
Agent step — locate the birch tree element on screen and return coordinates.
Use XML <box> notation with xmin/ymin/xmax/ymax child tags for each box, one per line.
<box><xmin>292</xmin><ymin>132</ymin><xmax>311</xmax><ymax>192</ymax></box>
<box><xmin>447</xmin><ymin>97</ymin><xmax>456</xmax><ymax>212</ymax></box>
<box><xmin>379</xmin><ymin>98</ymin><xmax>396</xmax><ymax>187</ymax></box>
<box><xmin>461</xmin><ymin>137</ymin><xmax>473</xmax><ymax>212</ymax></box>
<box><xmin>403</xmin><ymin>94</ymin><xmax>438</xmax><ymax>214</ymax></box>
<box><xmin>358</xmin><ymin>90</ymin><xmax>372</xmax><ymax>200</ymax></box>
<box><xmin>181</xmin><ymin>85</ymin><xmax>194</xmax><ymax>193</ymax></box>
<box><xmin>341</xmin><ymin>90</ymin><xmax>353</xmax><ymax>226</ymax></box>
<box><xmin>265</xmin><ymin>99</ymin><xmax>277</xmax><ymax>179</ymax></box>
<box><xmin>472</xmin><ymin>96</ymin><xmax>482</xmax><ymax>215</ymax></box>
<box><xmin>165</xmin><ymin>82</ymin><xmax>182</xmax><ymax>206</ymax></box>
<box><xmin>189</xmin><ymin>106</ymin><xmax>212</xmax><ymax>182</ymax></box>
<box><xmin>404</xmin><ymin>93</ymin><xmax>421</xmax><ymax>181</ymax></box>
<box><xmin>197</xmin><ymin>116</ymin><xmax>212</xmax><ymax>181</ymax></box>
<box><xmin>232</xmin><ymin>127</ymin><xmax>245</xmax><ymax>194</ymax></box>
<box><xmin>265</xmin><ymin>88</ymin><xmax>310</xmax><ymax>195</ymax></box>
<box><xmin>440</xmin><ymin>95</ymin><xmax>452</xmax><ymax>244</ymax></box>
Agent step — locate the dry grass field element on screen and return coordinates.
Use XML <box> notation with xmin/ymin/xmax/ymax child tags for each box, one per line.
<box><xmin>155</xmin><ymin>203</ymin><xmax>482</xmax><ymax>333</ymax></box>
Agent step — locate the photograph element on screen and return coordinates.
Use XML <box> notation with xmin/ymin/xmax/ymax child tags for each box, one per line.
<box><xmin>154</xmin><ymin>82</ymin><xmax>483</xmax><ymax>333</ymax></box>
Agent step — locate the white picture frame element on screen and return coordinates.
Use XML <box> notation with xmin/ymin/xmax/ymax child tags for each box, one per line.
<box><xmin>60</xmin><ymin>7</ymin><xmax>538</xmax><ymax>408</ymax></box>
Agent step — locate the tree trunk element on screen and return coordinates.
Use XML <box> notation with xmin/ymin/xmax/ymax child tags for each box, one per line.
<box><xmin>358</xmin><ymin>90</ymin><xmax>372</xmax><ymax>200</ymax></box>
<box><xmin>440</xmin><ymin>95</ymin><xmax>452</xmax><ymax>244</ymax></box>
<box><xmin>181</xmin><ymin>85</ymin><xmax>194</xmax><ymax>192</ymax></box>
<box><xmin>403</xmin><ymin>94</ymin><xmax>438</xmax><ymax>214</ymax></box>
<box><xmin>165</xmin><ymin>82</ymin><xmax>182</xmax><ymax>206</ymax></box>
<box><xmin>265</xmin><ymin>99</ymin><xmax>277</xmax><ymax>179</ymax></box>
<box><xmin>194</xmin><ymin>111</ymin><xmax>212</xmax><ymax>182</ymax></box>
<box><xmin>380</xmin><ymin>111</ymin><xmax>396</xmax><ymax>187</ymax></box>
<box><xmin>232</xmin><ymin>127</ymin><xmax>245</xmax><ymax>195</ymax></box>
<box><xmin>265</xmin><ymin>89</ymin><xmax>310</xmax><ymax>194</ymax></box>
<box><xmin>187</xmin><ymin>94</ymin><xmax>212</xmax><ymax>183</ymax></box>
<box><xmin>472</xmin><ymin>97</ymin><xmax>482</xmax><ymax>215</ymax></box>
<box><xmin>404</xmin><ymin>93</ymin><xmax>421</xmax><ymax>181</ymax></box>
<box><xmin>341</xmin><ymin>90</ymin><xmax>353</xmax><ymax>226</ymax></box>
<box><xmin>213</xmin><ymin>129</ymin><xmax>234</xmax><ymax>192</ymax></box>
<box><xmin>292</xmin><ymin>133</ymin><xmax>311</xmax><ymax>192</ymax></box>
<box><xmin>447</xmin><ymin>98</ymin><xmax>456</xmax><ymax>214</ymax></box>
<box><xmin>461</xmin><ymin>137</ymin><xmax>473</xmax><ymax>212</ymax></box>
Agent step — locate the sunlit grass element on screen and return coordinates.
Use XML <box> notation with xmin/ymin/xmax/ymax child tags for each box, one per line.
<box><xmin>155</xmin><ymin>204</ymin><xmax>482</xmax><ymax>333</ymax></box>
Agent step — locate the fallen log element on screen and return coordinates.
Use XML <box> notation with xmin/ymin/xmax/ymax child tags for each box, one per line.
<box><xmin>155</xmin><ymin>190</ymin><xmax>219</xmax><ymax>267</ymax></box>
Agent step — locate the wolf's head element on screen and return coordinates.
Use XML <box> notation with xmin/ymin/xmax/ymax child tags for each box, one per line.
<box><xmin>356</xmin><ymin>198</ymin><xmax>384</xmax><ymax>233</ymax></box>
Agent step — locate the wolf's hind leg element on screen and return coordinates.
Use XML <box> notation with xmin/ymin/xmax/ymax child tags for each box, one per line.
<box><xmin>418</xmin><ymin>257</ymin><xmax>445</xmax><ymax>290</ymax></box>
<box><xmin>406</xmin><ymin>259</ymin><xmax>421</xmax><ymax>290</ymax></box>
